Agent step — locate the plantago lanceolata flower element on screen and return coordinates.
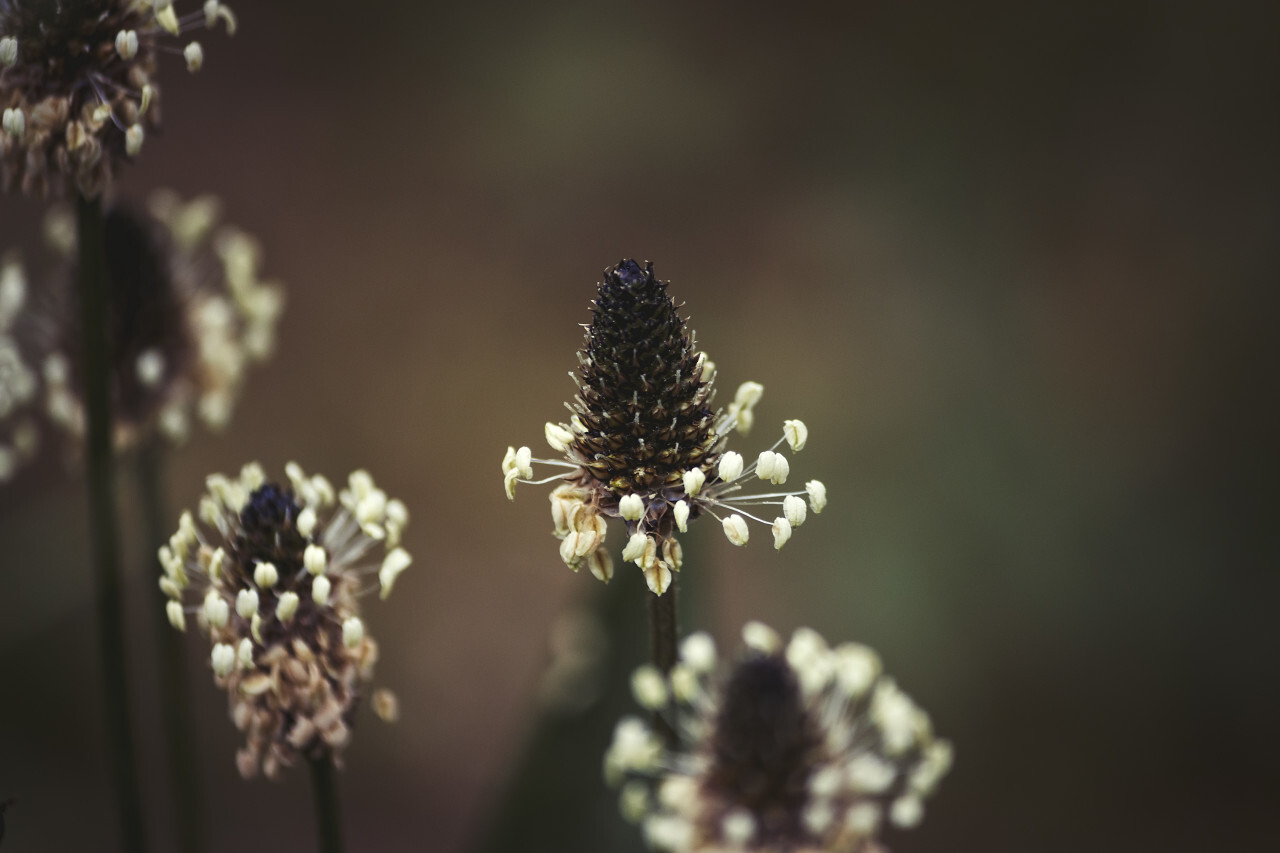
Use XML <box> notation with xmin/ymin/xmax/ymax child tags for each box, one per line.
<box><xmin>1</xmin><ymin>190</ymin><xmax>282</xmax><ymax>452</ymax></box>
<box><xmin>605</xmin><ymin>624</ymin><xmax>952</xmax><ymax>853</ymax></box>
<box><xmin>503</xmin><ymin>259</ymin><xmax>826</xmax><ymax>595</ymax></box>
<box><xmin>0</xmin><ymin>0</ymin><xmax>237</xmax><ymax>196</ymax></box>
<box><xmin>159</xmin><ymin>462</ymin><xmax>410</xmax><ymax>779</ymax></box>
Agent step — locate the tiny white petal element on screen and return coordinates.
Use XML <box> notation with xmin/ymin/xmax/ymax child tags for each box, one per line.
<box><xmin>756</xmin><ymin>450</ymin><xmax>789</xmax><ymax>485</ymax></box>
<box><xmin>717</xmin><ymin>451</ymin><xmax>744</xmax><ymax>482</ymax></box>
<box><xmin>643</xmin><ymin>562</ymin><xmax>673</xmax><ymax>595</ymax></box>
<box><xmin>275</xmin><ymin>591</ymin><xmax>299</xmax><ymax>622</ymax></box>
<box><xmin>742</xmin><ymin>621</ymin><xmax>781</xmax><ymax>653</ymax></box>
<box><xmin>379</xmin><ymin>548</ymin><xmax>412</xmax><ymax>599</ymax></box>
<box><xmin>125</xmin><ymin>124</ymin><xmax>144</xmax><ymax>156</ymax></box>
<box><xmin>771</xmin><ymin>516</ymin><xmax>792</xmax><ymax>549</ymax></box>
<box><xmin>619</xmin><ymin>493</ymin><xmax>645</xmax><ymax>522</ymax></box>
<box><xmin>342</xmin><ymin>617</ymin><xmax>364</xmax><ymax>649</ymax></box>
<box><xmin>681</xmin><ymin>468</ymin><xmax>705</xmax><ymax>496</ymax></box>
<box><xmin>211</xmin><ymin>643</ymin><xmax>235</xmax><ymax>677</ymax></box>
<box><xmin>207</xmin><ymin>547</ymin><xmax>226</xmax><ymax>583</ymax></box>
<box><xmin>806</xmin><ymin>479</ymin><xmax>827</xmax><ymax>513</ymax></box>
<box><xmin>630</xmin><ymin>665</ymin><xmax>668</xmax><ymax>710</ymax></box>
<box><xmin>673</xmin><ymin>500</ymin><xmax>690</xmax><ymax>533</ymax></box>
<box><xmin>304</xmin><ymin>544</ymin><xmax>327</xmax><ymax>575</ymax></box>
<box><xmin>890</xmin><ymin>794</ymin><xmax>924</xmax><ymax>828</ymax></box>
<box><xmin>733</xmin><ymin>381</ymin><xmax>764</xmax><ymax>409</ymax></box>
<box><xmin>515</xmin><ymin>446</ymin><xmax>533</xmax><ymax>479</ymax></box>
<box><xmin>0</xmin><ymin>37</ymin><xmax>18</xmax><ymax>68</ymax></box>
<box><xmin>235</xmin><ymin>589</ymin><xmax>259</xmax><ymax>619</ymax></box>
<box><xmin>722</xmin><ymin>809</ymin><xmax>756</xmax><ymax>846</ymax></box>
<box><xmin>166</xmin><ymin>600</ymin><xmax>186</xmax><ymax>632</ymax></box>
<box><xmin>203</xmin><ymin>591</ymin><xmax>229</xmax><ymax>628</ymax></box>
<box><xmin>311</xmin><ymin>574</ymin><xmax>331</xmax><ymax>606</ymax></box>
<box><xmin>183</xmin><ymin>41</ymin><xmax>204</xmax><ymax>72</ymax></box>
<box><xmin>253</xmin><ymin>561</ymin><xmax>278</xmax><ymax>588</ymax></box>
<box><xmin>155</xmin><ymin>3</ymin><xmax>180</xmax><ymax>35</ymax></box>
<box><xmin>783</xmin><ymin>494</ymin><xmax>808</xmax><ymax>527</ymax></box>
<box><xmin>680</xmin><ymin>632</ymin><xmax>716</xmax><ymax>672</ymax></box>
<box><xmin>783</xmin><ymin>419</ymin><xmax>808</xmax><ymax>452</ymax></box>
<box><xmin>722</xmin><ymin>514</ymin><xmax>749</xmax><ymax>546</ymax></box>
<box><xmin>586</xmin><ymin>548</ymin><xmax>614</xmax><ymax>583</ymax></box>
<box><xmin>297</xmin><ymin>506</ymin><xmax>317</xmax><ymax>538</ymax></box>
<box><xmin>622</xmin><ymin>532</ymin><xmax>648</xmax><ymax>563</ymax></box>
<box><xmin>115</xmin><ymin>29</ymin><xmax>138</xmax><ymax>60</ymax></box>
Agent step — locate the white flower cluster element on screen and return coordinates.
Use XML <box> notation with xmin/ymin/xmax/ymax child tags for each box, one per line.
<box><xmin>159</xmin><ymin>462</ymin><xmax>409</xmax><ymax>778</ymax></box>
<box><xmin>605</xmin><ymin>624</ymin><xmax>952</xmax><ymax>852</ymax></box>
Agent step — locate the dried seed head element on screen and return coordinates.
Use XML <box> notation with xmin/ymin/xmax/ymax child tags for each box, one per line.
<box><xmin>0</xmin><ymin>0</ymin><xmax>237</xmax><ymax>197</ymax></box>
<box><xmin>1</xmin><ymin>191</ymin><xmax>283</xmax><ymax>453</ymax></box>
<box><xmin>159</xmin><ymin>462</ymin><xmax>411</xmax><ymax>779</ymax></box>
<box><xmin>605</xmin><ymin>625</ymin><xmax>952</xmax><ymax>852</ymax></box>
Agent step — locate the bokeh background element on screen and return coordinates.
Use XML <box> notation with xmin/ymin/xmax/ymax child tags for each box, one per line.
<box><xmin>2</xmin><ymin>1</ymin><xmax>1278</xmax><ymax>851</ymax></box>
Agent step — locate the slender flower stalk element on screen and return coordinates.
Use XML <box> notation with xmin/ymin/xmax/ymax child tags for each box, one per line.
<box><xmin>138</xmin><ymin>437</ymin><xmax>205</xmax><ymax>853</ymax></box>
<box><xmin>160</xmin><ymin>462</ymin><xmax>408</xmax><ymax>780</ymax></box>
<box><xmin>502</xmin><ymin>259</ymin><xmax>827</xmax><ymax>598</ymax></box>
<box><xmin>605</xmin><ymin>623</ymin><xmax>953</xmax><ymax>853</ymax></box>
<box><xmin>77</xmin><ymin>192</ymin><xmax>146</xmax><ymax>852</ymax></box>
<box><xmin>309</xmin><ymin>754</ymin><xmax>344</xmax><ymax>853</ymax></box>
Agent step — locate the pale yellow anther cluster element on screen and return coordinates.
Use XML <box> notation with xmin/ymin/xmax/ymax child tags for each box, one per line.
<box><xmin>549</xmin><ymin>483</ymin><xmax>612</xmax><ymax>582</ymax></box>
<box><xmin>159</xmin><ymin>461</ymin><xmax>410</xmax><ymax>779</ymax></box>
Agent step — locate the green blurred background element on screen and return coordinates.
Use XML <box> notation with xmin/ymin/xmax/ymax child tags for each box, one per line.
<box><xmin>1</xmin><ymin>1</ymin><xmax>1277</xmax><ymax>851</ymax></box>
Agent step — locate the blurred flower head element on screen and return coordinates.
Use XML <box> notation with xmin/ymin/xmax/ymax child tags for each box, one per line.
<box><xmin>160</xmin><ymin>462</ymin><xmax>411</xmax><ymax>779</ymax></box>
<box><xmin>605</xmin><ymin>623</ymin><xmax>952</xmax><ymax>853</ymax></box>
<box><xmin>0</xmin><ymin>189</ymin><xmax>283</xmax><ymax>457</ymax></box>
<box><xmin>503</xmin><ymin>259</ymin><xmax>826</xmax><ymax>595</ymax></box>
<box><xmin>0</xmin><ymin>0</ymin><xmax>236</xmax><ymax>197</ymax></box>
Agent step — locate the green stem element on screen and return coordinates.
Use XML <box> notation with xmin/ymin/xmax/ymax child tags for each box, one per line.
<box><xmin>648</xmin><ymin>581</ymin><xmax>679</xmax><ymax>746</ymax></box>
<box><xmin>648</xmin><ymin>584</ymin><xmax>678</xmax><ymax>674</ymax></box>
<box><xmin>139</xmin><ymin>439</ymin><xmax>204</xmax><ymax>853</ymax></box>
<box><xmin>77</xmin><ymin>193</ymin><xmax>146</xmax><ymax>852</ymax></box>
<box><xmin>308</xmin><ymin>755</ymin><xmax>344</xmax><ymax>853</ymax></box>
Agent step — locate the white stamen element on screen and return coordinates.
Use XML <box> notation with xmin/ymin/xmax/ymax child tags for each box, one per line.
<box><xmin>211</xmin><ymin>643</ymin><xmax>235</xmax><ymax>677</ymax></box>
<box><xmin>342</xmin><ymin>617</ymin><xmax>364</xmax><ymax>649</ymax></box>
<box><xmin>673</xmin><ymin>499</ymin><xmax>690</xmax><ymax>532</ymax></box>
<box><xmin>772</xmin><ymin>516</ymin><xmax>792</xmax><ymax>549</ymax></box>
<box><xmin>311</xmin><ymin>574</ymin><xmax>331</xmax><ymax>606</ymax></box>
<box><xmin>783</xmin><ymin>418</ymin><xmax>808</xmax><ymax>451</ymax></box>
<box><xmin>682</xmin><ymin>468</ymin><xmax>705</xmax><ymax>496</ymax></box>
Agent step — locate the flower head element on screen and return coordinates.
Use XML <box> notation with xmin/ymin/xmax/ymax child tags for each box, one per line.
<box><xmin>503</xmin><ymin>259</ymin><xmax>826</xmax><ymax>595</ymax></box>
<box><xmin>1</xmin><ymin>190</ymin><xmax>282</xmax><ymax>452</ymax></box>
<box><xmin>605</xmin><ymin>624</ymin><xmax>952</xmax><ymax>852</ymax></box>
<box><xmin>0</xmin><ymin>0</ymin><xmax>236</xmax><ymax>197</ymax></box>
<box><xmin>159</xmin><ymin>462</ymin><xmax>410</xmax><ymax>779</ymax></box>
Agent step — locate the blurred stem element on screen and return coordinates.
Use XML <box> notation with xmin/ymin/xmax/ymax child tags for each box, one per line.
<box><xmin>138</xmin><ymin>439</ymin><xmax>205</xmax><ymax>853</ymax></box>
<box><xmin>77</xmin><ymin>192</ymin><xmax>147</xmax><ymax>853</ymax></box>
<box><xmin>308</xmin><ymin>755</ymin><xmax>344</xmax><ymax>853</ymax></box>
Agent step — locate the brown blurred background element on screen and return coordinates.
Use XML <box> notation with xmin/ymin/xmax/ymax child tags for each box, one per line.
<box><xmin>2</xmin><ymin>1</ymin><xmax>1278</xmax><ymax>851</ymax></box>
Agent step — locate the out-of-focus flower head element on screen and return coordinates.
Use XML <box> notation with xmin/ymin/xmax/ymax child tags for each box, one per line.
<box><xmin>503</xmin><ymin>259</ymin><xmax>826</xmax><ymax>595</ymax></box>
<box><xmin>605</xmin><ymin>623</ymin><xmax>952</xmax><ymax>852</ymax></box>
<box><xmin>159</xmin><ymin>462</ymin><xmax>410</xmax><ymax>779</ymax></box>
<box><xmin>0</xmin><ymin>0</ymin><xmax>237</xmax><ymax>197</ymax></box>
<box><xmin>0</xmin><ymin>190</ymin><xmax>282</xmax><ymax>455</ymax></box>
